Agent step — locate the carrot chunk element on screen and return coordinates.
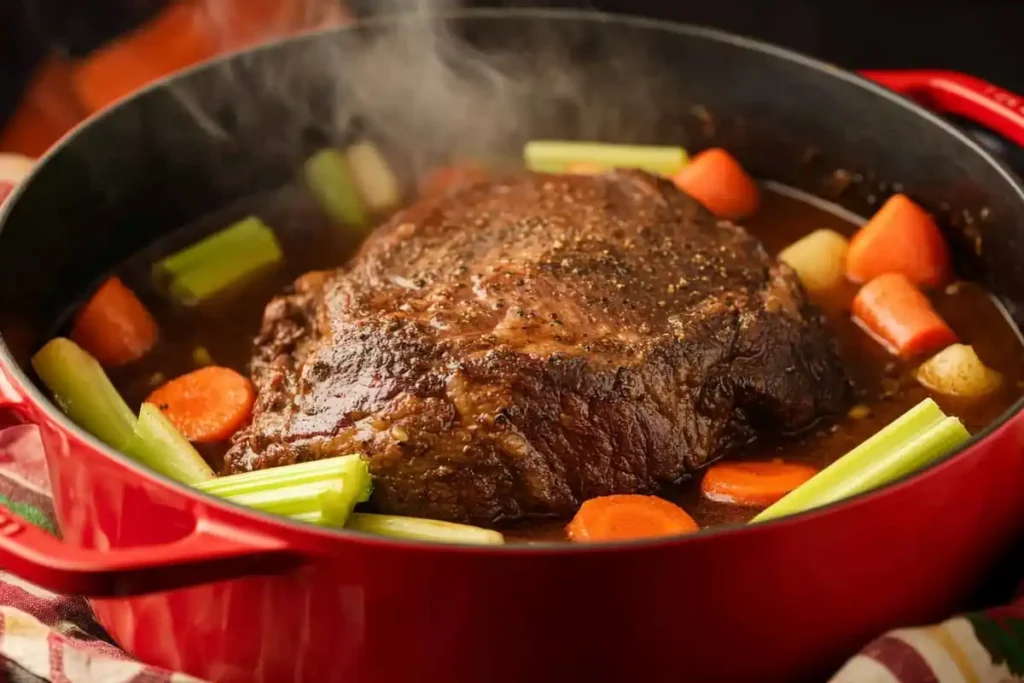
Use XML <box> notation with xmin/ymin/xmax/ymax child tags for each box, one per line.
<box><xmin>701</xmin><ymin>461</ymin><xmax>818</xmax><ymax>508</ymax></box>
<box><xmin>71</xmin><ymin>276</ymin><xmax>158</xmax><ymax>367</ymax></box>
<box><xmin>846</xmin><ymin>194</ymin><xmax>951</xmax><ymax>288</ymax></box>
<box><xmin>670</xmin><ymin>148</ymin><xmax>760</xmax><ymax>219</ymax></box>
<box><xmin>852</xmin><ymin>273</ymin><xmax>957</xmax><ymax>359</ymax></box>
<box><xmin>567</xmin><ymin>494</ymin><xmax>699</xmax><ymax>542</ymax></box>
<box><xmin>146</xmin><ymin>366</ymin><xmax>255</xmax><ymax>443</ymax></box>
<box><xmin>71</xmin><ymin>2</ymin><xmax>219</xmax><ymax>114</ymax></box>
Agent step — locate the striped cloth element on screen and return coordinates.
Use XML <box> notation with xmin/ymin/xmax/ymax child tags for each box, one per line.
<box><xmin>0</xmin><ymin>422</ymin><xmax>1022</xmax><ymax>682</ymax></box>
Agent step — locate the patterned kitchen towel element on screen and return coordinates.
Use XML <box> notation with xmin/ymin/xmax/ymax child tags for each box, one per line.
<box><xmin>0</xmin><ymin>425</ymin><xmax>204</xmax><ymax>683</ymax></box>
<box><xmin>0</xmin><ymin>421</ymin><xmax>1021</xmax><ymax>682</ymax></box>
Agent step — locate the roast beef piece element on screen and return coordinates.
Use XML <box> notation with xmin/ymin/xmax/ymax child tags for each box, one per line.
<box><xmin>224</xmin><ymin>169</ymin><xmax>852</xmax><ymax>524</ymax></box>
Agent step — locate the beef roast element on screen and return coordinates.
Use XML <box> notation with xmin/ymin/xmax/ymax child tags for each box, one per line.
<box><xmin>224</xmin><ymin>169</ymin><xmax>851</xmax><ymax>524</ymax></box>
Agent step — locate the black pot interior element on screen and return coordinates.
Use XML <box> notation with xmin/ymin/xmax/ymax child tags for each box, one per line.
<box><xmin>2</xmin><ymin>9</ymin><xmax>1024</xmax><ymax>418</ymax></box>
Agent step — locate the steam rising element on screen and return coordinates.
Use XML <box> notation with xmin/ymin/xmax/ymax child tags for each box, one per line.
<box><xmin>179</xmin><ymin>1</ymin><xmax>671</xmax><ymax>167</ymax></box>
<box><xmin>81</xmin><ymin>0</ymin><xmax>683</xmax><ymax>202</ymax></box>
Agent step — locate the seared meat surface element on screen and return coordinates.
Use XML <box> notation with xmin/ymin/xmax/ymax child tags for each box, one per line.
<box><xmin>224</xmin><ymin>170</ymin><xmax>851</xmax><ymax>524</ymax></box>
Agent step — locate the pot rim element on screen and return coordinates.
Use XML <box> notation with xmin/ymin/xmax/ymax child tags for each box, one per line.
<box><xmin>2</xmin><ymin>7</ymin><xmax>1022</xmax><ymax>555</ymax></box>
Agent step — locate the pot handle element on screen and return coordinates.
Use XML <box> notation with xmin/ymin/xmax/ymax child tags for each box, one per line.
<box><xmin>0</xmin><ymin>510</ymin><xmax>301</xmax><ymax>597</ymax></box>
<box><xmin>0</xmin><ymin>372</ymin><xmax>302</xmax><ymax>597</ymax></box>
<box><xmin>859</xmin><ymin>70</ymin><xmax>1024</xmax><ymax>148</ymax></box>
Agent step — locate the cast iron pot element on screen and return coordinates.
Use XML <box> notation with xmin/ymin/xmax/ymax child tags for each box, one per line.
<box><xmin>1</xmin><ymin>10</ymin><xmax>1024</xmax><ymax>683</ymax></box>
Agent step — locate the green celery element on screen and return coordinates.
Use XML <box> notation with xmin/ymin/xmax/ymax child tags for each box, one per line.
<box><xmin>524</xmin><ymin>140</ymin><xmax>688</xmax><ymax>175</ymax></box>
<box><xmin>154</xmin><ymin>216</ymin><xmax>283</xmax><ymax>305</ymax></box>
<box><xmin>192</xmin><ymin>346</ymin><xmax>213</xmax><ymax>367</ymax></box>
<box><xmin>197</xmin><ymin>455</ymin><xmax>362</xmax><ymax>496</ymax></box>
<box><xmin>305</xmin><ymin>149</ymin><xmax>370</xmax><ymax>229</ymax></box>
<box><xmin>346</xmin><ymin>513</ymin><xmax>505</xmax><ymax>545</ymax></box>
<box><xmin>226</xmin><ymin>480</ymin><xmax>340</xmax><ymax>517</ymax></box>
<box><xmin>195</xmin><ymin>454</ymin><xmax>369</xmax><ymax>518</ymax></box>
<box><xmin>291</xmin><ymin>509</ymin><xmax>505</xmax><ymax>545</ymax></box>
<box><xmin>291</xmin><ymin>510</ymin><xmax>323</xmax><ymax>525</ymax></box>
<box><xmin>31</xmin><ymin>338</ymin><xmax>137</xmax><ymax>450</ymax></box>
<box><xmin>124</xmin><ymin>403</ymin><xmax>214</xmax><ymax>485</ymax></box>
<box><xmin>752</xmin><ymin>399</ymin><xmax>969</xmax><ymax>523</ymax></box>
<box><xmin>319</xmin><ymin>460</ymin><xmax>373</xmax><ymax>527</ymax></box>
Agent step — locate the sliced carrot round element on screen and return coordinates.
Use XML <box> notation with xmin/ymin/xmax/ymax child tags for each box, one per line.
<box><xmin>701</xmin><ymin>460</ymin><xmax>818</xmax><ymax>508</ymax></box>
<box><xmin>71</xmin><ymin>276</ymin><xmax>158</xmax><ymax>367</ymax></box>
<box><xmin>670</xmin><ymin>148</ymin><xmax>760</xmax><ymax>219</ymax></box>
<box><xmin>567</xmin><ymin>494</ymin><xmax>699</xmax><ymax>543</ymax></box>
<box><xmin>146</xmin><ymin>366</ymin><xmax>255</xmax><ymax>443</ymax></box>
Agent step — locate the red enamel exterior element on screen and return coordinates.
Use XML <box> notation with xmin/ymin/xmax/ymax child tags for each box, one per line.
<box><xmin>3</xmin><ymin>359</ymin><xmax>1024</xmax><ymax>683</ymax></box>
<box><xmin>859</xmin><ymin>70</ymin><xmax>1024</xmax><ymax>149</ymax></box>
<box><xmin>0</xmin><ymin>41</ymin><xmax>1022</xmax><ymax>683</ymax></box>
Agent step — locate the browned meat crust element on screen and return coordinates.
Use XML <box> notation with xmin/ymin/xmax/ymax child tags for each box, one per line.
<box><xmin>224</xmin><ymin>170</ymin><xmax>851</xmax><ymax>524</ymax></box>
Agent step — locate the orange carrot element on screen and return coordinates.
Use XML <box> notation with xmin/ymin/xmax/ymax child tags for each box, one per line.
<box><xmin>146</xmin><ymin>366</ymin><xmax>255</xmax><ymax>443</ymax></box>
<box><xmin>71</xmin><ymin>1</ymin><xmax>219</xmax><ymax>114</ymax></box>
<box><xmin>670</xmin><ymin>148</ymin><xmax>760</xmax><ymax>219</ymax></box>
<box><xmin>846</xmin><ymin>194</ymin><xmax>951</xmax><ymax>288</ymax></box>
<box><xmin>566</xmin><ymin>494</ymin><xmax>699</xmax><ymax>542</ymax></box>
<box><xmin>0</xmin><ymin>57</ymin><xmax>86</xmax><ymax>157</ymax></box>
<box><xmin>852</xmin><ymin>273</ymin><xmax>957</xmax><ymax>359</ymax></box>
<box><xmin>701</xmin><ymin>460</ymin><xmax>818</xmax><ymax>507</ymax></box>
<box><xmin>71</xmin><ymin>277</ymin><xmax>158</xmax><ymax>367</ymax></box>
<box><xmin>418</xmin><ymin>164</ymin><xmax>489</xmax><ymax>198</ymax></box>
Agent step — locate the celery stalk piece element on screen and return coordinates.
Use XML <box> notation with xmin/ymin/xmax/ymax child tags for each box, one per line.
<box><xmin>196</xmin><ymin>455</ymin><xmax>363</xmax><ymax>497</ymax></box>
<box><xmin>347</xmin><ymin>513</ymin><xmax>505</xmax><ymax>545</ymax></box>
<box><xmin>291</xmin><ymin>510</ymin><xmax>322</xmax><ymax>525</ymax></box>
<box><xmin>124</xmin><ymin>403</ymin><xmax>214</xmax><ymax>485</ymax></box>
<box><xmin>195</xmin><ymin>454</ymin><xmax>369</xmax><ymax>518</ymax></box>
<box><xmin>153</xmin><ymin>216</ymin><xmax>283</xmax><ymax>305</ymax></box>
<box><xmin>345</xmin><ymin>141</ymin><xmax>401</xmax><ymax>213</ymax></box>
<box><xmin>319</xmin><ymin>458</ymin><xmax>373</xmax><ymax>527</ymax></box>
<box><xmin>31</xmin><ymin>338</ymin><xmax>137</xmax><ymax>450</ymax></box>
<box><xmin>305</xmin><ymin>149</ymin><xmax>370</xmax><ymax>229</ymax></box>
<box><xmin>524</xmin><ymin>141</ymin><xmax>688</xmax><ymax>175</ymax></box>
<box><xmin>294</xmin><ymin>508</ymin><xmax>506</xmax><ymax>546</ymax></box>
<box><xmin>192</xmin><ymin>346</ymin><xmax>213</xmax><ymax>367</ymax></box>
<box><xmin>753</xmin><ymin>399</ymin><xmax>968</xmax><ymax>523</ymax></box>
<box><xmin>228</xmin><ymin>480</ymin><xmax>343</xmax><ymax>517</ymax></box>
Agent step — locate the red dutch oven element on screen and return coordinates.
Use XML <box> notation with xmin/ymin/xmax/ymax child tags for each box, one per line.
<box><xmin>0</xmin><ymin>10</ymin><xmax>1023</xmax><ymax>683</ymax></box>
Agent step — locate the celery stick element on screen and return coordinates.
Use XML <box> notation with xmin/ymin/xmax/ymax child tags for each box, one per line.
<box><xmin>524</xmin><ymin>141</ymin><xmax>688</xmax><ymax>175</ymax></box>
<box><xmin>227</xmin><ymin>480</ymin><xmax>340</xmax><ymax>517</ymax></box>
<box><xmin>195</xmin><ymin>455</ymin><xmax>362</xmax><ymax>497</ymax></box>
<box><xmin>347</xmin><ymin>513</ymin><xmax>505</xmax><ymax>545</ymax></box>
<box><xmin>305</xmin><ymin>149</ymin><xmax>370</xmax><ymax>229</ymax></box>
<box><xmin>153</xmin><ymin>216</ymin><xmax>283</xmax><ymax>305</ymax></box>
<box><xmin>292</xmin><ymin>510</ymin><xmax>322</xmax><ymax>525</ymax></box>
<box><xmin>195</xmin><ymin>454</ymin><xmax>369</xmax><ymax>518</ymax></box>
<box><xmin>32</xmin><ymin>338</ymin><xmax>137</xmax><ymax>450</ymax></box>
<box><xmin>125</xmin><ymin>403</ymin><xmax>214</xmax><ymax>485</ymax></box>
<box><xmin>345</xmin><ymin>141</ymin><xmax>401</xmax><ymax>213</ymax></box>
<box><xmin>753</xmin><ymin>400</ymin><xmax>968</xmax><ymax>523</ymax></box>
<box><xmin>294</xmin><ymin>508</ymin><xmax>505</xmax><ymax>546</ymax></box>
<box><xmin>192</xmin><ymin>346</ymin><xmax>213</xmax><ymax>367</ymax></box>
<box><xmin>319</xmin><ymin>459</ymin><xmax>373</xmax><ymax>527</ymax></box>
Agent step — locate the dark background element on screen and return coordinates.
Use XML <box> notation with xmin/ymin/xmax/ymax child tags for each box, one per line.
<box><xmin>589</xmin><ymin>0</ymin><xmax>1024</xmax><ymax>93</ymax></box>
<box><xmin>5</xmin><ymin>0</ymin><xmax>1024</xmax><ymax>129</ymax></box>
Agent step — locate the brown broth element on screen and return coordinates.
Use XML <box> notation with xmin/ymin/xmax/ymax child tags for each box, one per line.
<box><xmin>99</xmin><ymin>182</ymin><xmax>1024</xmax><ymax>542</ymax></box>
